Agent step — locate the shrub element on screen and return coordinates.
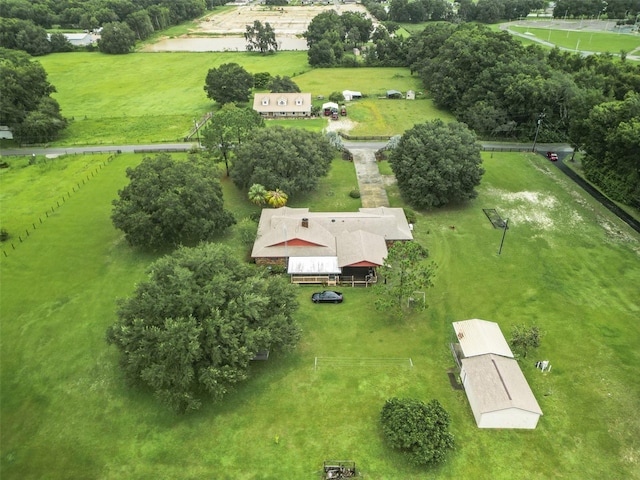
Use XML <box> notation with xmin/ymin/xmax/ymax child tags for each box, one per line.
<box><xmin>329</xmin><ymin>91</ymin><xmax>345</xmax><ymax>103</ymax></box>
<box><xmin>381</xmin><ymin>397</ymin><xmax>454</xmax><ymax>467</ymax></box>
<box><xmin>0</xmin><ymin>228</ymin><xmax>9</xmax><ymax>241</ymax></box>
<box><xmin>349</xmin><ymin>189</ymin><xmax>361</xmax><ymax>199</ymax></box>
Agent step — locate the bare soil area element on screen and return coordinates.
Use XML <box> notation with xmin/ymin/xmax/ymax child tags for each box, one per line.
<box><xmin>197</xmin><ymin>4</ymin><xmax>376</xmax><ymax>35</ymax></box>
<box><xmin>142</xmin><ymin>4</ymin><xmax>378</xmax><ymax>52</ymax></box>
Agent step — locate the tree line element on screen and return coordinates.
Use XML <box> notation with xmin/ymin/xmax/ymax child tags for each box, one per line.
<box><xmin>0</xmin><ymin>0</ymin><xmax>225</xmax><ymax>55</ymax></box>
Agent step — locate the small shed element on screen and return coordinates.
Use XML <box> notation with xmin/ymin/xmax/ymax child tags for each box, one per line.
<box><xmin>322</xmin><ymin>102</ymin><xmax>339</xmax><ymax>116</ymax></box>
<box><xmin>406</xmin><ymin>90</ymin><xmax>415</xmax><ymax>100</ymax></box>
<box><xmin>460</xmin><ymin>354</ymin><xmax>543</xmax><ymax>429</ymax></box>
<box><xmin>342</xmin><ymin>90</ymin><xmax>362</xmax><ymax>101</ymax></box>
<box><xmin>386</xmin><ymin>90</ymin><xmax>403</xmax><ymax>99</ymax></box>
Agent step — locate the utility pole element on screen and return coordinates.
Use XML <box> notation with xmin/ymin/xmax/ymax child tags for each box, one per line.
<box><xmin>498</xmin><ymin>219</ymin><xmax>509</xmax><ymax>256</ymax></box>
<box><xmin>194</xmin><ymin>118</ymin><xmax>201</xmax><ymax>148</ymax></box>
<box><xmin>532</xmin><ymin>112</ymin><xmax>545</xmax><ymax>152</ymax></box>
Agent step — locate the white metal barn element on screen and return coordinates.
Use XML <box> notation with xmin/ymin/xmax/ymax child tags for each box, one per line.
<box><xmin>460</xmin><ymin>354</ymin><xmax>543</xmax><ymax>429</ymax></box>
<box><xmin>452</xmin><ymin>319</ymin><xmax>543</xmax><ymax>429</ymax></box>
<box><xmin>452</xmin><ymin>319</ymin><xmax>514</xmax><ymax>359</ymax></box>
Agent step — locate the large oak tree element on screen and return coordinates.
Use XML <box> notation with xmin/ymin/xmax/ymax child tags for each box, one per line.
<box><xmin>111</xmin><ymin>154</ymin><xmax>235</xmax><ymax>249</ymax></box>
<box><xmin>390</xmin><ymin>120</ymin><xmax>484</xmax><ymax>209</ymax></box>
<box><xmin>230</xmin><ymin>126</ymin><xmax>335</xmax><ymax>197</ymax></box>
<box><xmin>204</xmin><ymin>62</ymin><xmax>254</xmax><ymax>105</ymax></box>
<box><xmin>106</xmin><ymin>243</ymin><xmax>301</xmax><ymax>413</ymax></box>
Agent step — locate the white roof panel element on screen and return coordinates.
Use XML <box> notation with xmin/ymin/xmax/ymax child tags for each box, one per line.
<box><xmin>453</xmin><ymin>319</ymin><xmax>514</xmax><ymax>358</ymax></box>
<box><xmin>287</xmin><ymin>256</ymin><xmax>341</xmax><ymax>274</ymax></box>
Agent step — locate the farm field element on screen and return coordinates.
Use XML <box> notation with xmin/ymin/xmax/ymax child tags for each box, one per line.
<box><xmin>1</xmin><ymin>150</ymin><xmax>639</xmax><ymax>479</ymax></box>
<box><xmin>35</xmin><ymin>53</ymin><xmax>450</xmax><ymax>145</ymax></box>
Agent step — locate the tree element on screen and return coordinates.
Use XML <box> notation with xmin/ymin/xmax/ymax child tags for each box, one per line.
<box><xmin>253</xmin><ymin>71</ymin><xmax>272</xmax><ymax>89</ymax></box>
<box><xmin>580</xmin><ymin>93</ymin><xmax>640</xmax><ymax>206</ymax></box>
<box><xmin>106</xmin><ymin>243</ymin><xmax>301</xmax><ymax>413</ymax></box>
<box><xmin>375</xmin><ymin>241</ymin><xmax>434</xmax><ymax>316</ymax></box>
<box><xmin>48</xmin><ymin>32</ymin><xmax>73</xmax><ymax>52</ymax></box>
<box><xmin>201</xmin><ymin>103</ymin><xmax>264</xmax><ymax>176</ymax></box>
<box><xmin>231</xmin><ymin>126</ymin><xmax>335</xmax><ymax>197</ymax></box>
<box><xmin>126</xmin><ymin>10</ymin><xmax>155</xmax><ymax>41</ymax></box>
<box><xmin>475</xmin><ymin>0</ymin><xmax>505</xmax><ymax>23</ymax></box>
<box><xmin>0</xmin><ymin>48</ymin><xmax>66</xmax><ymax>143</ymax></box>
<box><xmin>244</xmin><ymin>20</ymin><xmax>278</xmax><ymax>54</ymax></box>
<box><xmin>268</xmin><ymin>75</ymin><xmax>300</xmax><ymax>93</ymax></box>
<box><xmin>111</xmin><ymin>154</ymin><xmax>235</xmax><ymax>249</ymax></box>
<box><xmin>98</xmin><ymin>21</ymin><xmax>136</xmax><ymax>54</ymax></box>
<box><xmin>265</xmin><ymin>188</ymin><xmax>288</xmax><ymax>208</ymax></box>
<box><xmin>307</xmin><ymin>39</ymin><xmax>337</xmax><ymax>67</ymax></box>
<box><xmin>390</xmin><ymin>120</ymin><xmax>484</xmax><ymax>209</ymax></box>
<box><xmin>0</xmin><ymin>18</ymin><xmax>52</xmax><ymax>56</ymax></box>
<box><xmin>204</xmin><ymin>62</ymin><xmax>254</xmax><ymax>105</ymax></box>
<box><xmin>381</xmin><ymin>398</ymin><xmax>454</xmax><ymax>466</ymax></box>
<box><xmin>248</xmin><ymin>183</ymin><xmax>268</xmax><ymax>206</ymax></box>
<box><xmin>510</xmin><ymin>324</ymin><xmax>542</xmax><ymax>358</ymax></box>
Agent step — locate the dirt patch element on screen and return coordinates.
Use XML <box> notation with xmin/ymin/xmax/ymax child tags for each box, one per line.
<box><xmin>196</xmin><ymin>5</ymin><xmax>376</xmax><ymax>36</ymax></box>
<box><xmin>487</xmin><ymin>189</ymin><xmax>558</xmax><ymax>230</ymax></box>
<box><xmin>324</xmin><ymin>117</ymin><xmax>357</xmax><ymax>134</ymax></box>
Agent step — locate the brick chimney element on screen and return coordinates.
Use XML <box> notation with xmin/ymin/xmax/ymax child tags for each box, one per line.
<box><xmin>301</xmin><ymin>218</ymin><xmax>309</xmax><ymax>228</ymax></box>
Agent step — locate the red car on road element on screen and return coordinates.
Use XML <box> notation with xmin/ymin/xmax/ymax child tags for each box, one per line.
<box><xmin>546</xmin><ymin>151</ymin><xmax>558</xmax><ymax>161</ymax></box>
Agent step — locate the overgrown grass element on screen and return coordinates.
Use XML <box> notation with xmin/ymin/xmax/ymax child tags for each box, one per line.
<box><xmin>1</xmin><ymin>149</ymin><xmax>638</xmax><ymax>479</ymax></box>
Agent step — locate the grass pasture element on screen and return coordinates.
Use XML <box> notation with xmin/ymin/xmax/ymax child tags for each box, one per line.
<box><xmin>35</xmin><ymin>53</ymin><xmax>450</xmax><ymax>145</ymax></box>
<box><xmin>1</xmin><ymin>149</ymin><xmax>639</xmax><ymax>479</ymax></box>
<box><xmin>508</xmin><ymin>26</ymin><xmax>640</xmax><ymax>53</ymax></box>
<box><xmin>37</xmin><ymin>51</ymin><xmax>310</xmax><ymax>145</ymax></box>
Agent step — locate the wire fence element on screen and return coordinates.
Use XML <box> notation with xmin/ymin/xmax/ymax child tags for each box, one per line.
<box><xmin>314</xmin><ymin>356</ymin><xmax>414</xmax><ymax>371</ymax></box>
<box><xmin>1</xmin><ymin>154</ymin><xmax>118</xmax><ymax>259</ymax></box>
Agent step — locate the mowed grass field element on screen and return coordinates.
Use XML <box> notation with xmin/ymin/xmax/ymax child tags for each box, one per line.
<box><xmin>508</xmin><ymin>26</ymin><xmax>640</xmax><ymax>53</ymax></box>
<box><xmin>1</xmin><ymin>150</ymin><xmax>639</xmax><ymax>479</ymax></box>
<box><xmin>36</xmin><ymin>53</ymin><xmax>451</xmax><ymax>145</ymax></box>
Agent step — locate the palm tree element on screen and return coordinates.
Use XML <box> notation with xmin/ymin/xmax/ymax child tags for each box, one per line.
<box><xmin>266</xmin><ymin>188</ymin><xmax>288</xmax><ymax>208</ymax></box>
<box><xmin>248</xmin><ymin>183</ymin><xmax>267</xmax><ymax>206</ymax></box>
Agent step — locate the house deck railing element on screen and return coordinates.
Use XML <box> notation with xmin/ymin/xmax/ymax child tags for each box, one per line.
<box><xmin>290</xmin><ymin>274</ymin><xmax>377</xmax><ymax>287</ymax></box>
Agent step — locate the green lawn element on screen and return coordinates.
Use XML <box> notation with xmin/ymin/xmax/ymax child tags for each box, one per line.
<box><xmin>38</xmin><ymin>51</ymin><xmax>310</xmax><ymax>145</ymax></box>
<box><xmin>508</xmin><ymin>26</ymin><xmax>640</xmax><ymax>53</ymax></box>
<box><xmin>36</xmin><ymin>53</ymin><xmax>450</xmax><ymax>144</ymax></box>
<box><xmin>1</xmin><ymin>150</ymin><xmax>639</xmax><ymax>479</ymax></box>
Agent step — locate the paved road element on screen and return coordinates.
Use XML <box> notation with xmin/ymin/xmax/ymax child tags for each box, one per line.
<box><xmin>0</xmin><ymin>143</ymin><xmax>192</xmax><ymax>156</ymax></box>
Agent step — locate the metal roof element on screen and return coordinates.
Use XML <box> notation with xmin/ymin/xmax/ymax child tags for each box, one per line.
<box><xmin>461</xmin><ymin>354</ymin><xmax>543</xmax><ymax>415</ymax></box>
<box><xmin>452</xmin><ymin>319</ymin><xmax>514</xmax><ymax>358</ymax></box>
<box><xmin>287</xmin><ymin>256</ymin><xmax>341</xmax><ymax>274</ymax></box>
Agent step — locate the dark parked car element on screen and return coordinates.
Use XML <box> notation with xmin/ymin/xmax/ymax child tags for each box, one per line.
<box><xmin>311</xmin><ymin>291</ymin><xmax>343</xmax><ymax>303</ymax></box>
<box><xmin>546</xmin><ymin>151</ymin><xmax>558</xmax><ymax>161</ymax></box>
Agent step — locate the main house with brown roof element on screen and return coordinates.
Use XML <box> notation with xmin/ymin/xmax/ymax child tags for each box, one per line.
<box><xmin>253</xmin><ymin>93</ymin><xmax>312</xmax><ymax>118</ymax></box>
<box><xmin>251</xmin><ymin>207</ymin><xmax>413</xmax><ymax>284</ymax></box>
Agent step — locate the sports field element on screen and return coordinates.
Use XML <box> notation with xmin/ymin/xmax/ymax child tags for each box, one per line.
<box><xmin>1</xmin><ymin>150</ymin><xmax>639</xmax><ymax>479</ymax></box>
